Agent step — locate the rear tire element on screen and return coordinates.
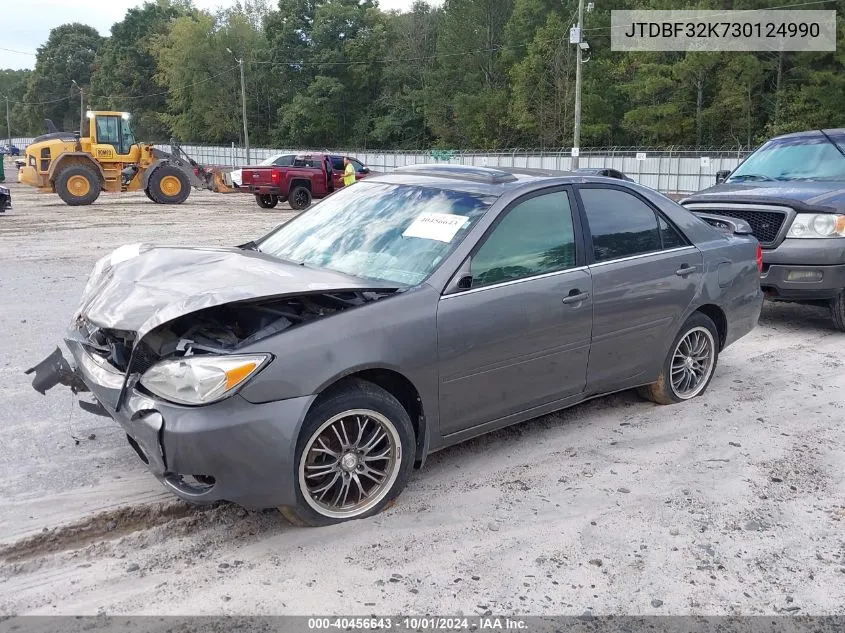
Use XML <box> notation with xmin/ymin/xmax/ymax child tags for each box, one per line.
<box><xmin>638</xmin><ymin>312</ymin><xmax>719</xmax><ymax>405</ymax></box>
<box><xmin>281</xmin><ymin>379</ymin><xmax>415</xmax><ymax>527</ymax></box>
<box><xmin>288</xmin><ymin>186</ymin><xmax>312</xmax><ymax>211</ymax></box>
<box><xmin>147</xmin><ymin>164</ymin><xmax>190</xmax><ymax>204</ymax></box>
<box><xmin>255</xmin><ymin>194</ymin><xmax>279</xmax><ymax>209</ymax></box>
<box><xmin>55</xmin><ymin>164</ymin><xmax>101</xmax><ymax>206</ymax></box>
<box><xmin>144</xmin><ymin>188</ymin><xmax>154</xmax><ymax>201</ymax></box>
<box><xmin>831</xmin><ymin>291</ymin><xmax>845</xmax><ymax>332</ymax></box>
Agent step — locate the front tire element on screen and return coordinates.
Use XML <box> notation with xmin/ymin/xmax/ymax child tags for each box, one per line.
<box><xmin>255</xmin><ymin>194</ymin><xmax>279</xmax><ymax>209</ymax></box>
<box><xmin>282</xmin><ymin>379</ymin><xmax>415</xmax><ymax>527</ymax></box>
<box><xmin>639</xmin><ymin>312</ymin><xmax>719</xmax><ymax>405</ymax></box>
<box><xmin>147</xmin><ymin>164</ymin><xmax>190</xmax><ymax>204</ymax></box>
<box><xmin>831</xmin><ymin>291</ymin><xmax>845</xmax><ymax>332</ymax></box>
<box><xmin>55</xmin><ymin>164</ymin><xmax>101</xmax><ymax>206</ymax></box>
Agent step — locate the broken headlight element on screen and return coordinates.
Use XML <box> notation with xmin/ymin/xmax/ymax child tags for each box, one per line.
<box><xmin>139</xmin><ymin>354</ymin><xmax>271</xmax><ymax>405</ymax></box>
<box><xmin>786</xmin><ymin>213</ymin><xmax>845</xmax><ymax>238</ymax></box>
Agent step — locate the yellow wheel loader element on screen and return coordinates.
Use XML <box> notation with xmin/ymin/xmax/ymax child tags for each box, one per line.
<box><xmin>18</xmin><ymin>111</ymin><xmax>234</xmax><ymax>206</ymax></box>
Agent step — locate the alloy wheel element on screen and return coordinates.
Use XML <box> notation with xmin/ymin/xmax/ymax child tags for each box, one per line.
<box><xmin>670</xmin><ymin>326</ymin><xmax>716</xmax><ymax>399</ymax></box>
<box><xmin>298</xmin><ymin>409</ymin><xmax>402</xmax><ymax>519</ymax></box>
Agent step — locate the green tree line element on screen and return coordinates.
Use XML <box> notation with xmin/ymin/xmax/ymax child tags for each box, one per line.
<box><xmin>2</xmin><ymin>0</ymin><xmax>844</xmax><ymax>150</ymax></box>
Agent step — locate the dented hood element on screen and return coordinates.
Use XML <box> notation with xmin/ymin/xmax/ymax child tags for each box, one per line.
<box><xmin>76</xmin><ymin>244</ymin><xmax>397</xmax><ymax>342</ymax></box>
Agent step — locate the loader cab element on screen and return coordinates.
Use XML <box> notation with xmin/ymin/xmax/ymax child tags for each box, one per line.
<box><xmin>87</xmin><ymin>111</ymin><xmax>137</xmax><ymax>160</ymax></box>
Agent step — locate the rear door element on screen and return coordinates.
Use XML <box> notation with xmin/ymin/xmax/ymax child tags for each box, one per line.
<box><xmin>576</xmin><ymin>185</ymin><xmax>702</xmax><ymax>393</ymax></box>
<box><xmin>437</xmin><ymin>187</ymin><xmax>593</xmax><ymax>436</ymax></box>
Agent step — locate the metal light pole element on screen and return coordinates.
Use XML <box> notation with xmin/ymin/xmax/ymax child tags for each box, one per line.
<box><xmin>71</xmin><ymin>80</ymin><xmax>84</xmax><ymax>136</ymax></box>
<box><xmin>5</xmin><ymin>96</ymin><xmax>11</xmax><ymax>147</ymax></box>
<box><xmin>571</xmin><ymin>0</ymin><xmax>585</xmax><ymax>170</ymax></box>
<box><xmin>227</xmin><ymin>48</ymin><xmax>250</xmax><ymax>164</ymax></box>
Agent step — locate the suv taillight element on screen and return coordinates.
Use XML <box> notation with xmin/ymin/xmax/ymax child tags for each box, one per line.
<box><xmin>756</xmin><ymin>244</ymin><xmax>763</xmax><ymax>275</ymax></box>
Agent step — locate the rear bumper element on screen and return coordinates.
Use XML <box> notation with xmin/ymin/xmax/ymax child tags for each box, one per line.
<box><xmin>247</xmin><ymin>185</ymin><xmax>282</xmax><ymax>196</ymax></box>
<box><xmin>29</xmin><ymin>340</ymin><xmax>314</xmax><ymax>509</ymax></box>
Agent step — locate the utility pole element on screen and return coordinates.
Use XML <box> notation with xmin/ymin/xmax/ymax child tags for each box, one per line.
<box><xmin>571</xmin><ymin>0</ymin><xmax>585</xmax><ymax>170</ymax></box>
<box><xmin>227</xmin><ymin>49</ymin><xmax>250</xmax><ymax>164</ymax></box>
<box><xmin>5</xmin><ymin>96</ymin><xmax>10</xmax><ymax>147</ymax></box>
<box><xmin>71</xmin><ymin>80</ymin><xmax>84</xmax><ymax>136</ymax></box>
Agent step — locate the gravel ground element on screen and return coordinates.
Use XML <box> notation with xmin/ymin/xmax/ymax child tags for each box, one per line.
<box><xmin>1</xmin><ymin>159</ymin><xmax>844</xmax><ymax>616</ymax></box>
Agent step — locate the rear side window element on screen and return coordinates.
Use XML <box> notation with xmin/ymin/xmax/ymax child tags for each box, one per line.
<box><xmin>471</xmin><ymin>190</ymin><xmax>576</xmax><ymax>287</ymax></box>
<box><xmin>658</xmin><ymin>215</ymin><xmax>687</xmax><ymax>249</ymax></box>
<box><xmin>274</xmin><ymin>155</ymin><xmax>295</xmax><ymax>166</ymax></box>
<box><xmin>331</xmin><ymin>157</ymin><xmax>345</xmax><ymax>170</ymax></box>
<box><xmin>579</xmin><ymin>188</ymin><xmax>661</xmax><ymax>262</ymax></box>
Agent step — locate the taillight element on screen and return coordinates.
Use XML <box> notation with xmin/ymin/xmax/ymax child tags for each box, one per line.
<box><xmin>756</xmin><ymin>244</ymin><xmax>763</xmax><ymax>275</ymax></box>
<box><xmin>271</xmin><ymin>171</ymin><xmax>280</xmax><ymax>185</ymax></box>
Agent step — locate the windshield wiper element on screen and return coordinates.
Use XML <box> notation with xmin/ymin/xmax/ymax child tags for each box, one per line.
<box><xmin>819</xmin><ymin>129</ymin><xmax>845</xmax><ymax>160</ymax></box>
<box><xmin>729</xmin><ymin>174</ymin><xmax>775</xmax><ymax>182</ymax></box>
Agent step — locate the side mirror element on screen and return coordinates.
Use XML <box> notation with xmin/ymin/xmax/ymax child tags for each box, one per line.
<box><xmin>715</xmin><ymin>169</ymin><xmax>731</xmax><ymax>184</ymax></box>
<box><xmin>443</xmin><ymin>258</ymin><xmax>473</xmax><ymax>295</ymax></box>
<box><xmin>361</xmin><ymin>167</ymin><xmax>370</xmax><ymax>174</ymax></box>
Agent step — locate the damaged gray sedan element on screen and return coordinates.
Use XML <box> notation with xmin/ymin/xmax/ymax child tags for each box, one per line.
<box><xmin>28</xmin><ymin>165</ymin><xmax>763</xmax><ymax>526</ymax></box>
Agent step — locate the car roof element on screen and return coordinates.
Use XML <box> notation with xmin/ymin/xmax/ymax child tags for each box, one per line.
<box><xmin>769</xmin><ymin>128</ymin><xmax>845</xmax><ymax>141</ymax></box>
<box><xmin>367</xmin><ymin>163</ymin><xmax>621</xmax><ymax>197</ymax></box>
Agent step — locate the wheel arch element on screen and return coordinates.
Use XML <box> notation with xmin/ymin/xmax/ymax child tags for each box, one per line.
<box><xmin>48</xmin><ymin>153</ymin><xmax>105</xmax><ymax>185</ymax></box>
<box><xmin>141</xmin><ymin>160</ymin><xmax>167</xmax><ymax>189</ymax></box>
<box><xmin>311</xmin><ymin>366</ymin><xmax>428</xmax><ymax>468</ymax></box>
<box><xmin>289</xmin><ymin>178</ymin><xmax>312</xmax><ymax>192</ymax></box>
<box><xmin>693</xmin><ymin>303</ymin><xmax>728</xmax><ymax>350</ymax></box>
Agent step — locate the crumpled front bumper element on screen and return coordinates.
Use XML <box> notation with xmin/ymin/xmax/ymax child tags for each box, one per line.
<box><xmin>27</xmin><ymin>340</ymin><xmax>315</xmax><ymax>509</ymax></box>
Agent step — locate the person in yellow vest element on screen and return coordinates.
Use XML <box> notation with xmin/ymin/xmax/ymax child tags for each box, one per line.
<box><xmin>343</xmin><ymin>157</ymin><xmax>356</xmax><ymax>187</ymax></box>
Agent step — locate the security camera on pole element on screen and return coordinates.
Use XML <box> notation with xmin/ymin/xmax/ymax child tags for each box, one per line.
<box><xmin>570</xmin><ymin>0</ymin><xmax>592</xmax><ymax>170</ymax></box>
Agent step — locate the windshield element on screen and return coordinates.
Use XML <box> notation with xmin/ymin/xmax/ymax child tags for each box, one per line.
<box><xmin>728</xmin><ymin>135</ymin><xmax>845</xmax><ymax>182</ymax></box>
<box><xmin>257</xmin><ymin>181</ymin><xmax>493</xmax><ymax>285</ymax></box>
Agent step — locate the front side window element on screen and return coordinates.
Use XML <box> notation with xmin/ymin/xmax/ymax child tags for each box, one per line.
<box><xmin>471</xmin><ymin>191</ymin><xmax>576</xmax><ymax>288</ymax></box>
<box><xmin>580</xmin><ymin>187</ymin><xmax>661</xmax><ymax>263</ymax></box>
<box><xmin>257</xmin><ymin>181</ymin><xmax>492</xmax><ymax>286</ymax></box>
<box><xmin>120</xmin><ymin>119</ymin><xmax>135</xmax><ymax>150</ymax></box>
<box><xmin>352</xmin><ymin>159</ymin><xmax>366</xmax><ymax>172</ymax></box>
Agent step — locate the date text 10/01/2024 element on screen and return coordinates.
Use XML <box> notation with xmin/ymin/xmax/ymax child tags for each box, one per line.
<box><xmin>307</xmin><ymin>617</ymin><xmax>528</xmax><ymax>630</ymax></box>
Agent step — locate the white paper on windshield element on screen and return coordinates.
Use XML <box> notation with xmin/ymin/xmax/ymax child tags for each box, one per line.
<box><xmin>402</xmin><ymin>212</ymin><xmax>468</xmax><ymax>243</ymax></box>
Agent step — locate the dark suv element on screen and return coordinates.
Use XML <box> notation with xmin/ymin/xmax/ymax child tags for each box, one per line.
<box><xmin>681</xmin><ymin>129</ymin><xmax>845</xmax><ymax>331</ymax></box>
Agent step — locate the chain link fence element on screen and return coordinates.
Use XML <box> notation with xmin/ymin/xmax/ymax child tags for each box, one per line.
<box><xmin>9</xmin><ymin>139</ymin><xmax>752</xmax><ymax>195</ymax></box>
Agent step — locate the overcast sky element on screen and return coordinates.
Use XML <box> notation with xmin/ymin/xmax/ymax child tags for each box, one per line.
<box><xmin>2</xmin><ymin>0</ymin><xmax>431</xmax><ymax>70</ymax></box>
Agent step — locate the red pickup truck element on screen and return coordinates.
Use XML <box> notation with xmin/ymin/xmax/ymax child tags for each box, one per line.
<box><xmin>240</xmin><ymin>153</ymin><xmax>371</xmax><ymax>210</ymax></box>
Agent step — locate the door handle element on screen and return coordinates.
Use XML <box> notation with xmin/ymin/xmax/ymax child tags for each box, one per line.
<box><xmin>675</xmin><ymin>265</ymin><xmax>697</xmax><ymax>276</ymax></box>
<box><xmin>562</xmin><ymin>291</ymin><xmax>590</xmax><ymax>305</ymax></box>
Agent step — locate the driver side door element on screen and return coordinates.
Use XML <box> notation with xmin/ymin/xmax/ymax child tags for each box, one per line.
<box><xmin>92</xmin><ymin>114</ymin><xmax>134</xmax><ymax>164</ymax></box>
